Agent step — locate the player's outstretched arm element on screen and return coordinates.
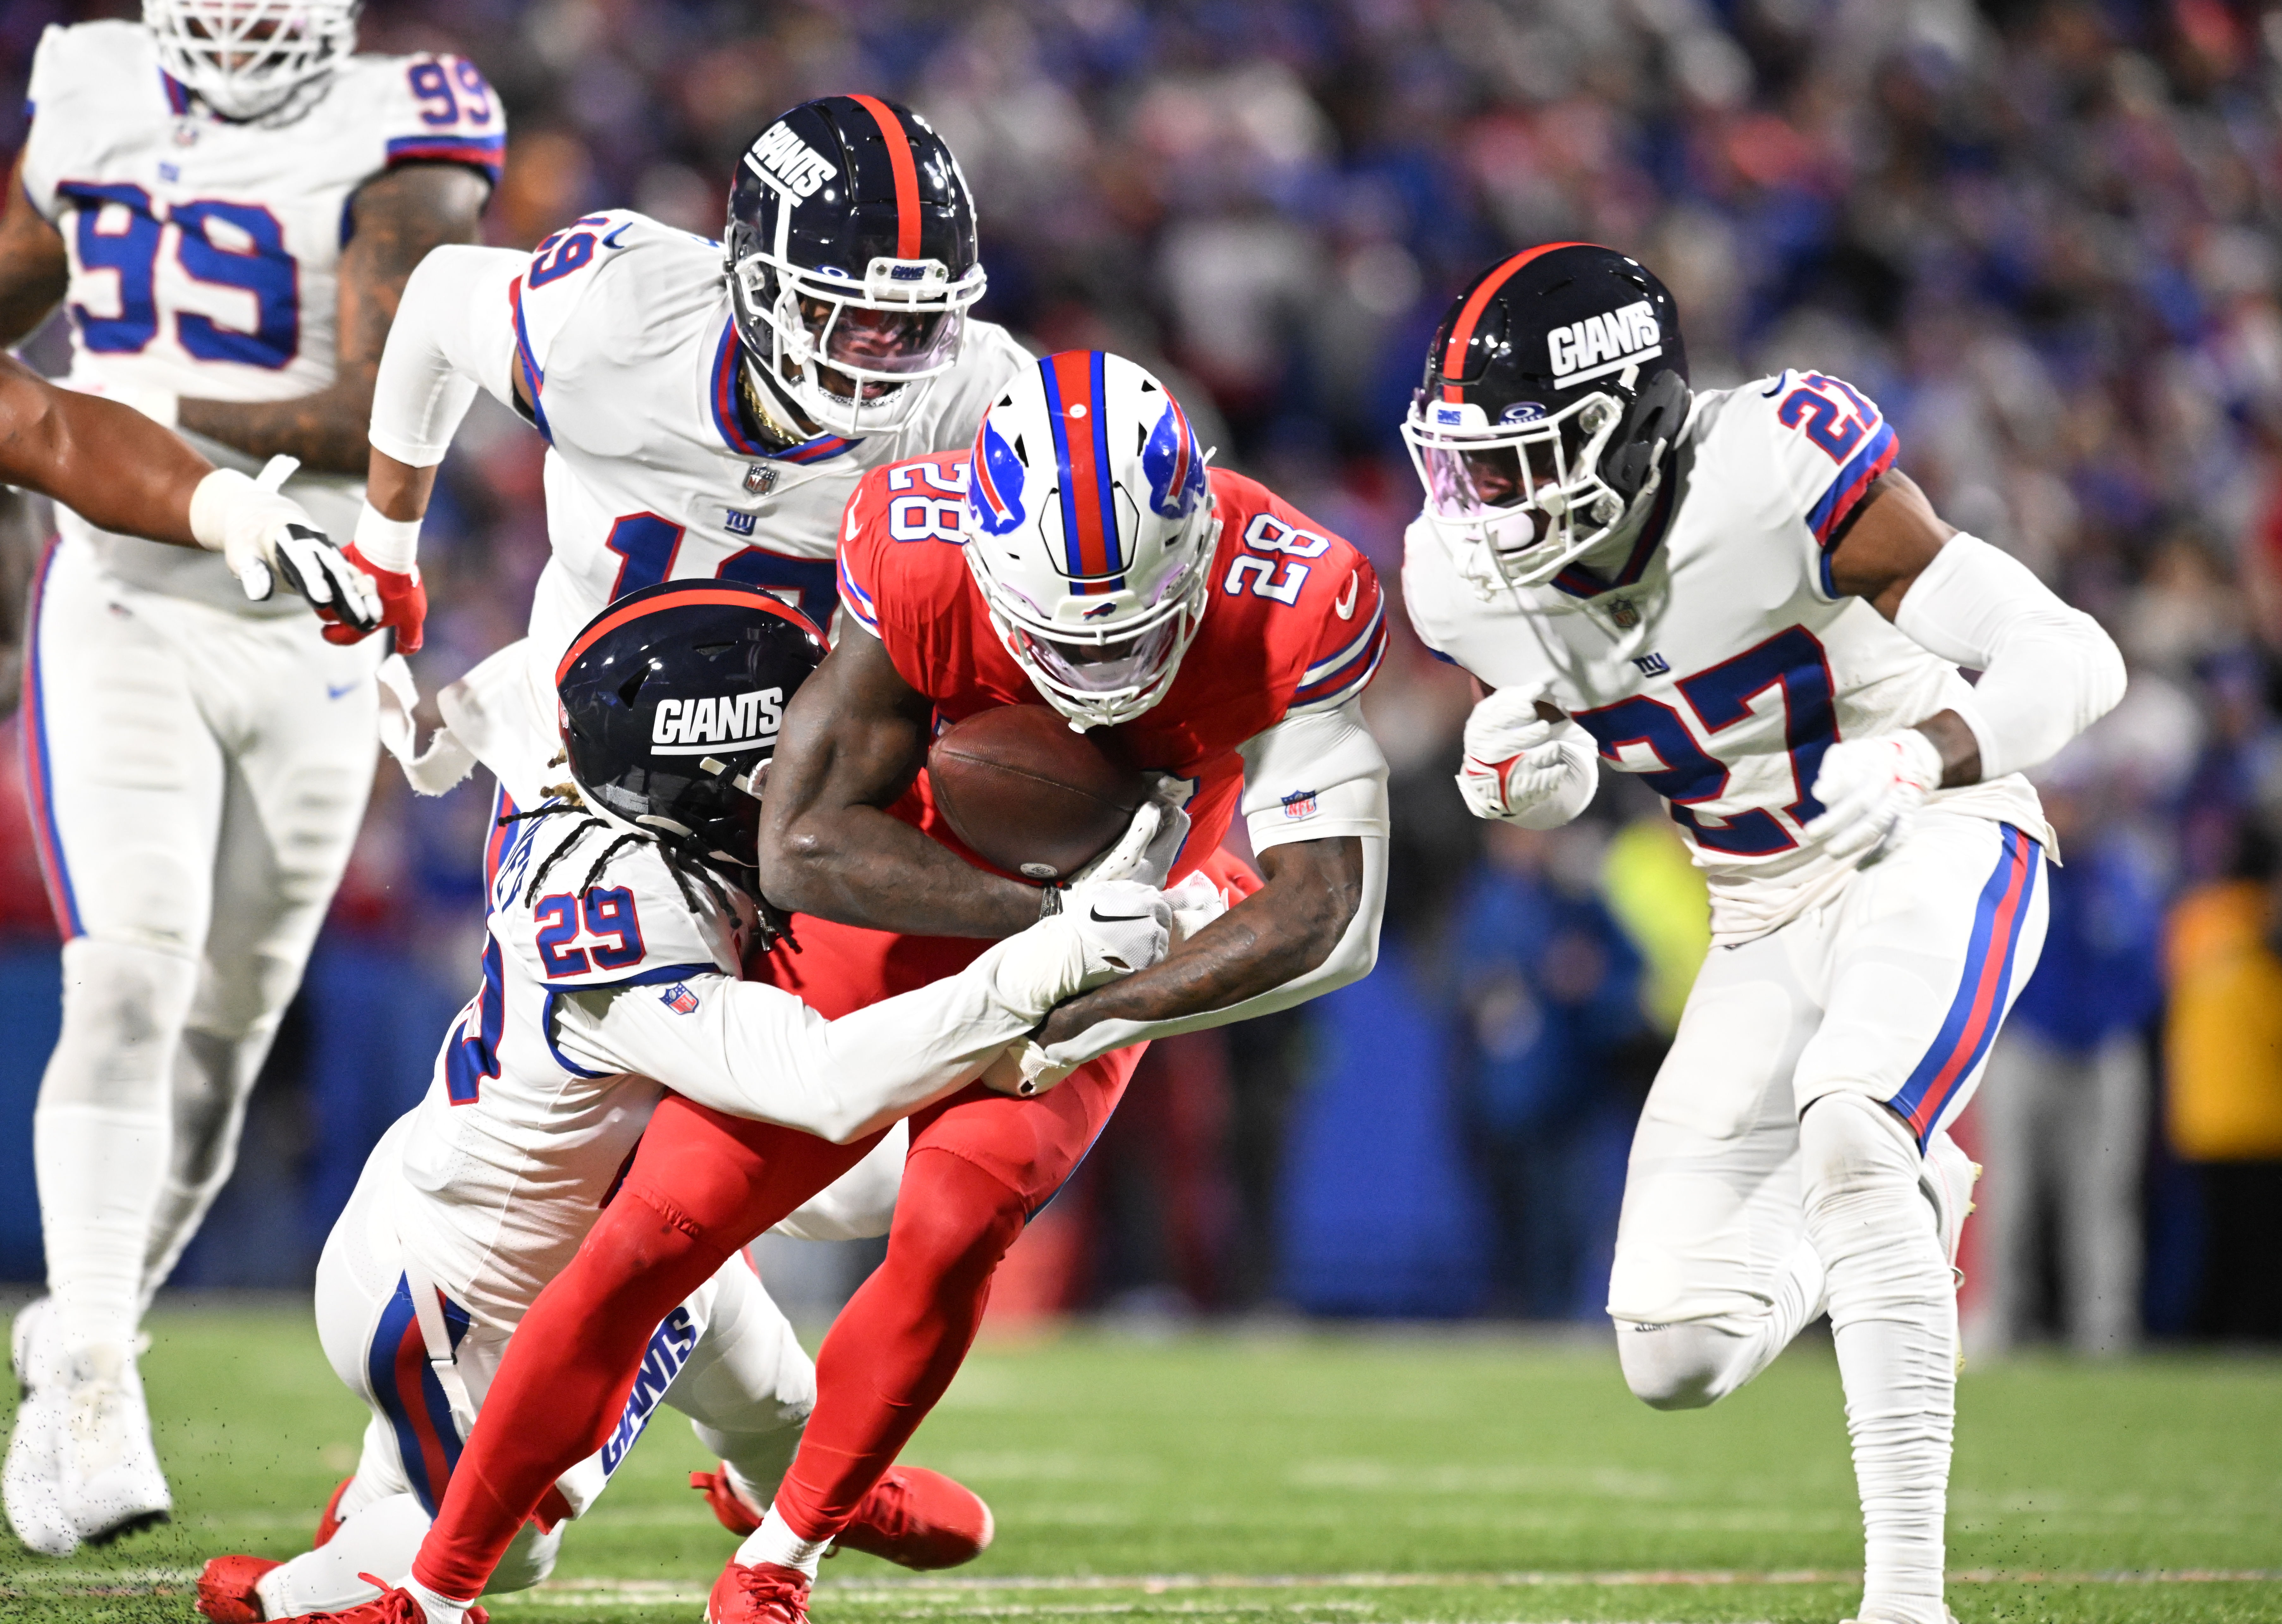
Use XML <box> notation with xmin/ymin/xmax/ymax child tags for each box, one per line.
<box><xmin>173</xmin><ymin>163</ymin><xmax>491</xmax><ymax>474</ymax></box>
<box><xmin>0</xmin><ymin>355</ymin><xmax>204</xmax><ymax>543</ymax></box>
<box><xmin>551</xmin><ymin>884</ymin><xmax>1172</xmax><ymax>1140</ymax></box>
<box><xmin>0</xmin><ymin>153</ymin><xmax>67</xmax><ymax>347</ymax></box>
<box><xmin>757</xmin><ymin>628</ymin><xmax>1051</xmax><ymax>938</ymax></box>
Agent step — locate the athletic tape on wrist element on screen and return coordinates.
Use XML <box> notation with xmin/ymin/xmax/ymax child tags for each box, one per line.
<box><xmin>353</xmin><ymin>501</ymin><xmax>424</xmax><ymax>574</ymax></box>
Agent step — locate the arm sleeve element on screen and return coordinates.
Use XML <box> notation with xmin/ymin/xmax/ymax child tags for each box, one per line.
<box><xmin>1238</xmin><ymin>698</ymin><xmax>1390</xmax><ymax>852</ymax></box>
<box><xmin>365</xmin><ymin>244</ymin><xmax>525</xmax><ymax>467</ymax></box>
<box><xmin>548</xmin><ymin>927</ymin><xmax>1087</xmax><ymax>1143</ymax></box>
<box><xmin>1894</xmin><ymin>531</ymin><xmax>2127</xmax><ymax>781</ymax></box>
<box><xmin>1037</xmin><ymin>831</ymin><xmax>1387</xmax><ymax>1069</ymax></box>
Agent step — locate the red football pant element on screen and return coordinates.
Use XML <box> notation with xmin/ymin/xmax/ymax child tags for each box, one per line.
<box><xmin>768</xmin><ymin>1052</ymin><xmax>1139</xmax><ymax>1538</ymax></box>
<box><xmin>410</xmin><ymin>1099</ymin><xmax>878</xmax><ymax>1601</ymax></box>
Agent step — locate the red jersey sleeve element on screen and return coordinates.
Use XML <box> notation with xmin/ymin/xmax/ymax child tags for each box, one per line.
<box><xmin>835</xmin><ymin>453</ymin><xmax>979</xmax><ymax>692</ymax></box>
<box><xmin>1282</xmin><ymin>550</ymin><xmax>1388</xmax><ymax>717</ymax></box>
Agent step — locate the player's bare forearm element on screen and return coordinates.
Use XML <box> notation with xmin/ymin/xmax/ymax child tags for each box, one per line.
<box><xmin>1823</xmin><ymin>469</ymin><xmax>1982</xmax><ymax>788</ymax></box>
<box><xmin>758</xmin><ymin>632</ymin><xmax>1041</xmax><ymax>937</ymax></box>
<box><xmin>1035</xmin><ymin>837</ymin><xmax>1363</xmax><ymax>1047</ymax></box>
<box><xmin>178</xmin><ymin>163</ymin><xmax>490</xmax><ymax>474</ymax></box>
<box><xmin>0</xmin><ymin>154</ymin><xmax>68</xmax><ymax>346</ymax></box>
<box><xmin>0</xmin><ymin>356</ymin><xmax>203</xmax><ymax>543</ymax></box>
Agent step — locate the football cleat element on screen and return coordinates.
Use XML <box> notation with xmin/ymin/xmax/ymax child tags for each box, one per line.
<box><xmin>707</xmin><ymin>1559</ymin><xmax>812</xmax><ymax>1624</ymax></box>
<box><xmin>692</xmin><ymin>1463</ymin><xmax>764</xmax><ymax>1536</ymax></box>
<box><xmin>196</xmin><ymin>1554</ymin><xmax>281</xmax><ymax>1622</ymax></box>
<box><xmin>3</xmin><ymin>1296</ymin><xmax>77</xmax><ymax>1557</ymax></box>
<box><xmin>314</xmin><ymin>1473</ymin><xmax>357</xmax><ymax>1547</ymax></box>
<box><xmin>835</xmin><ymin>1466</ymin><xmax>995</xmax><ymax>1570</ymax></box>
<box><xmin>58</xmin><ymin>1339</ymin><xmax>171</xmax><ymax>1544</ymax></box>
<box><xmin>262</xmin><ymin>1580</ymin><xmax>488</xmax><ymax>1624</ymax></box>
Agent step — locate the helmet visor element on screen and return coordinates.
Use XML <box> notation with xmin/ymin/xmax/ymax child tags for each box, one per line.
<box><xmin>803</xmin><ymin>300</ymin><xmax>964</xmax><ymax>380</ymax></box>
<box><xmin>1011</xmin><ymin>617</ymin><xmax>1186</xmax><ymax>697</ymax></box>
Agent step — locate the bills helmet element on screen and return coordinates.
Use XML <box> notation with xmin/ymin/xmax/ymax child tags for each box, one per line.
<box><xmin>554</xmin><ymin>581</ymin><xmax>828</xmax><ymax>882</ymax></box>
<box><xmin>725</xmin><ymin>96</ymin><xmax>987</xmax><ymax>441</ymax></box>
<box><xmin>963</xmin><ymin>352</ymin><xmax>1220</xmax><ymax>732</ymax></box>
<box><xmin>1404</xmin><ymin>243</ymin><xmax>1692</xmax><ymax>591</ymax></box>
<box><xmin>145</xmin><ymin>0</ymin><xmax>360</xmax><ymax>121</ymax></box>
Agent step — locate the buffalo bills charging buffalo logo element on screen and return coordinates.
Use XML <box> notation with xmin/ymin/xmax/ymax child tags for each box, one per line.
<box><xmin>970</xmin><ymin>415</ymin><xmax>1027</xmax><ymax>536</ymax></box>
<box><xmin>1142</xmin><ymin>399</ymin><xmax>1206</xmax><ymax>521</ymax></box>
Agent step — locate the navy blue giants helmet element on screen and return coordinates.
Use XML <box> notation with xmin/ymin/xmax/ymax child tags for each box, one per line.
<box><xmin>725</xmin><ymin>95</ymin><xmax>987</xmax><ymax>441</ymax></box>
<box><xmin>553</xmin><ymin>581</ymin><xmax>828</xmax><ymax>890</ymax></box>
<box><xmin>1404</xmin><ymin>243</ymin><xmax>1692</xmax><ymax>591</ymax></box>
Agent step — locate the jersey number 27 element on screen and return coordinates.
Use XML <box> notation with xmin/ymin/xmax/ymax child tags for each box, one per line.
<box><xmin>1572</xmin><ymin>626</ymin><xmax>1838</xmax><ymax>856</ymax></box>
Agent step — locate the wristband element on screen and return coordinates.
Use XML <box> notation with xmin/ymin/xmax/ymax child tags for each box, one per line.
<box><xmin>187</xmin><ymin>468</ymin><xmax>259</xmax><ymax>553</ymax></box>
<box><xmin>352</xmin><ymin>501</ymin><xmax>424</xmax><ymax>574</ymax></box>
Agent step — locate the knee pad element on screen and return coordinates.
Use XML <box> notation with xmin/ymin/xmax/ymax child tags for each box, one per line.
<box><xmin>40</xmin><ymin>937</ymin><xmax>199</xmax><ymax>1106</ymax></box>
<box><xmin>491</xmin><ymin>1516</ymin><xmax>565</xmax><ymax>1593</ymax></box>
<box><xmin>1615</xmin><ymin>1318</ymin><xmax>1755</xmax><ymax>1412</ymax></box>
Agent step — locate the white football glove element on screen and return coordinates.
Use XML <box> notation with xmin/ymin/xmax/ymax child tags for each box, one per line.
<box><xmin>1802</xmin><ymin>728</ymin><xmax>1946</xmax><ymax>867</ymax></box>
<box><xmin>1068</xmin><ymin>775</ymin><xmax>1192</xmax><ymax>888</ymax></box>
<box><xmin>1163</xmin><ymin>868</ymin><xmax>1230</xmax><ymax>946</ymax></box>
<box><xmin>1456</xmin><ymin>687</ymin><xmax>1597</xmax><ymax>827</ymax></box>
<box><xmin>188</xmin><ymin>457</ymin><xmax>381</xmax><ymax>631</ymax></box>
<box><xmin>982</xmin><ymin>878</ymin><xmax>1172</xmax><ymax>1098</ymax></box>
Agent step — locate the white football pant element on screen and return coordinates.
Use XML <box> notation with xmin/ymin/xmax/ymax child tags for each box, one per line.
<box><xmin>24</xmin><ymin>536</ymin><xmax>382</xmax><ymax>1351</ymax></box>
<box><xmin>265</xmin><ymin>1142</ymin><xmax>817</xmax><ymax>1614</ymax></box>
<box><xmin>1608</xmin><ymin>812</ymin><xmax>2047</xmax><ymax>1624</ymax></box>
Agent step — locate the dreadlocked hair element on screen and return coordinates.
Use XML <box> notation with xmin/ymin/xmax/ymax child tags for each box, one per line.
<box><xmin>521</xmin><ymin>816</ymin><xmax>610</xmax><ymax>907</ymax></box>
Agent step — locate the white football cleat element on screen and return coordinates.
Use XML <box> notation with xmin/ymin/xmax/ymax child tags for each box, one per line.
<box><xmin>1920</xmin><ymin>1129</ymin><xmax>1982</xmax><ymax>1286</ymax></box>
<box><xmin>58</xmin><ymin>1339</ymin><xmax>171</xmax><ymax>1545</ymax></box>
<box><xmin>4</xmin><ymin>1297</ymin><xmax>79</xmax><ymax>1557</ymax></box>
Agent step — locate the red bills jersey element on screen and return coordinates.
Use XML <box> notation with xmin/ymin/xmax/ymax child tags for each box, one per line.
<box><xmin>837</xmin><ymin>452</ymin><xmax>1389</xmax><ymax>881</ymax></box>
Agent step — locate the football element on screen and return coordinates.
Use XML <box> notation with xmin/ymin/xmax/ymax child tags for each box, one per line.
<box><xmin>927</xmin><ymin>705</ymin><xmax>1145</xmax><ymax>882</ymax></box>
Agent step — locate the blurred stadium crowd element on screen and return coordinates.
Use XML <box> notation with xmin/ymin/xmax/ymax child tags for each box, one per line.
<box><xmin>1</xmin><ymin>0</ymin><xmax>2279</xmax><ymax>1346</ymax></box>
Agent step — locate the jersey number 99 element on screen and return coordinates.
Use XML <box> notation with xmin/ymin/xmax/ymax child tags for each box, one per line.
<box><xmin>58</xmin><ymin>181</ymin><xmax>297</xmax><ymax>368</ymax></box>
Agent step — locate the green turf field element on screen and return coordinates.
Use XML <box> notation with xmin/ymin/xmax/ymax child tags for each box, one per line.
<box><xmin>2</xmin><ymin>1300</ymin><xmax>2277</xmax><ymax>1623</ymax></box>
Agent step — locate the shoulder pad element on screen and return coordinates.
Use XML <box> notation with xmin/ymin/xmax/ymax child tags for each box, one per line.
<box><xmin>357</xmin><ymin>50</ymin><xmax>507</xmax><ymax>182</ymax></box>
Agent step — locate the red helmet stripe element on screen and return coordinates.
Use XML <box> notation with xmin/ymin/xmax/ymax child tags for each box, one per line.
<box><xmin>1439</xmin><ymin>241</ymin><xmax>1593</xmax><ymax>403</ymax></box>
<box><xmin>556</xmin><ymin>587</ymin><xmax>819</xmax><ymax>685</ymax></box>
<box><xmin>1046</xmin><ymin>349</ymin><xmax>1117</xmax><ymax>586</ymax></box>
<box><xmin>848</xmin><ymin>93</ymin><xmax>921</xmax><ymax>260</ymax></box>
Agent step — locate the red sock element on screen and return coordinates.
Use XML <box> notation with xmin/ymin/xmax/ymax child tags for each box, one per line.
<box><xmin>412</xmin><ymin>1099</ymin><xmax>874</xmax><ymax>1600</ymax></box>
<box><xmin>770</xmin><ymin>1148</ymin><xmax>1029</xmax><ymax>1538</ymax></box>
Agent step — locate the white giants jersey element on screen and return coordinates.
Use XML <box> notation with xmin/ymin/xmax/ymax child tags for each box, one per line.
<box><xmin>20</xmin><ymin>21</ymin><xmax>503</xmax><ymax>610</ymax></box>
<box><xmin>1404</xmin><ymin>370</ymin><xmax>2047</xmax><ymax>944</ymax></box>
<box><xmin>500</xmin><ymin>209</ymin><xmax>1033</xmax><ymax>664</ymax></box>
<box><xmin>388</xmin><ymin>794</ymin><xmax>744</xmax><ymax>1332</ymax></box>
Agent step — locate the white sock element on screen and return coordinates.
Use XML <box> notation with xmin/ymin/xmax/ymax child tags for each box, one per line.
<box><xmin>34</xmin><ymin>937</ymin><xmax>199</xmax><ymax>1350</ymax></box>
<box><xmin>735</xmin><ymin>1504</ymin><xmax>832</xmax><ymax>1578</ymax></box>
<box><xmin>1802</xmin><ymin>1093</ymin><xmax>1954</xmax><ymax>1624</ymax></box>
<box><xmin>257</xmin><ymin>1493</ymin><xmax>432</xmax><ymax>1616</ymax></box>
<box><xmin>37</xmin><ymin>1103</ymin><xmax>168</xmax><ymax>1349</ymax></box>
<box><xmin>403</xmin><ymin>1575</ymin><xmax>477</xmax><ymax>1623</ymax></box>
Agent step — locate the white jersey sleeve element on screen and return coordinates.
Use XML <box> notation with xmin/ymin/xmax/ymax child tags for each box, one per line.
<box><xmin>550</xmin><ymin>920</ymin><xmax>1120</xmax><ymax>1143</ymax></box>
<box><xmin>1736</xmin><ymin>369</ymin><xmax>1899</xmax><ymax>599</ymax></box>
<box><xmin>1236</xmin><ymin>698</ymin><xmax>1390</xmax><ymax>853</ymax></box>
<box><xmin>365</xmin><ymin>244</ymin><xmax>524</xmax><ymax>466</ymax></box>
<box><xmin>354</xmin><ymin>49</ymin><xmax>509</xmax><ymax>185</ymax></box>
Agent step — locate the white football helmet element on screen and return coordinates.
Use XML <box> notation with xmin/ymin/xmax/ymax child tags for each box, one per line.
<box><xmin>145</xmin><ymin>0</ymin><xmax>359</xmax><ymax>121</ymax></box>
<box><xmin>963</xmin><ymin>352</ymin><xmax>1220</xmax><ymax>731</ymax></box>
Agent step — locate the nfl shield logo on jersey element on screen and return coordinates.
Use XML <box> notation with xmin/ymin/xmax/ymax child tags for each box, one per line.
<box><xmin>743</xmin><ymin>463</ymin><xmax>779</xmax><ymax>497</ymax></box>
<box><xmin>660</xmin><ymin>983</ymin><xmax>700</xmax><ymax>1015</ymax></box>
<box><xmin>1281</xmin><ymin>789</ymin><xmax>1319</xmax><ymax>821</ymax></box>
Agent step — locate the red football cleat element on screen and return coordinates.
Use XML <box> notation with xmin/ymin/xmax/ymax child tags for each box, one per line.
<box><xmin>707</xmin><ymin>1559</ymin><xmax>811</xmax><ymax>1624</ymax></box>
<box><xmin>196</xmin><ymin>1554</ymin><xmax>280</xmax><ymax>1622</ymax></box>
<box><xmin>835</xmin><ymin>1466</ymin><xmax>994</xmax><ymax>1570</ymax></box>
<box><xmin>692</xmin><ymin>1463</ymin><xmax>764</xmax><ymax>1536</ymax></box>
<box><xmin>261</xmin><ymin>1579</ymin><xmax>488</xmax><ymax>1624</ymax></box>
<box><xmin>313</xmin><ymin>1474</ymin><xmax>356</xmax><ymax>1548</ymax></box>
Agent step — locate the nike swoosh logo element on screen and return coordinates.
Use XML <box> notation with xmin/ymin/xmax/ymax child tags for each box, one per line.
<box><xmin>846</xmin><ymin>504</ymin><xmax>864</xmax><ymax>541</ymax></box>
<box><xmin>1334</xmin><ymin>573</ymin><xmax>1359</xmax><ymax>620</ymax></box>
<box><xmin>327</xmin><ymin>681</ymin><xmax>358</xmax><ymax>700</ymax></box>
<box><xmin>602</xmin><ymin>222</ymin><xmax>632</xmax><ymax>248</ymax></box>
<box><xmin>1089</xmin><ymin>905</ymin><xmax>1155</xmax><ymax>924</ymax></box>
